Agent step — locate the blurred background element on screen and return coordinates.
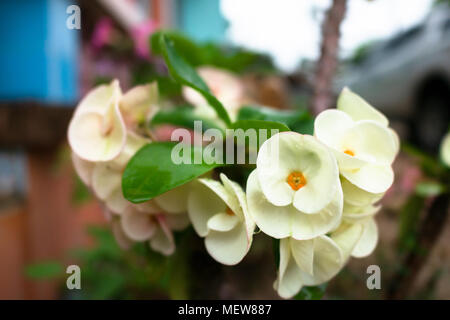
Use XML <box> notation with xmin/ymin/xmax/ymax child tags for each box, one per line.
<box><xmin>0</xmin><ymin>0</ymin><xmax>448</xmax><ymax>300</ymax></box>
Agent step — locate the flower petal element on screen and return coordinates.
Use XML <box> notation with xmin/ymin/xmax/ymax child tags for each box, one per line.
<box><xmin>165</xmin><ymin>213</ymin><xmax>190</xmax><ymax>231</ymax></box>
<box><xmin>121</xmin><ymin>208</ymin><xmax>156</xmax><ymax>241</ymax></box>
<box><xmin>274</xmin><ymin>238</ymin><xmax>303</xmax><ymax>299</ymax></box>
<box><xmin>205</xmin><ymin>223</ymin><xmax>249</xmax><ymax>265</ymax></box>
<box><xmin>351</xmin><ymin>218</ymin><xmax>378</xmax><ymax>258</ymax></box>
<box><xmin>110</xmin><ymin>131</ymin><xmax>150</xmax><ymax>170</ymax></box>
<box><xmin>68</xmin><ymin>105</ymin><xmax>126</xmax><ymax>162</ymax></box>
<box><xmin>71</xmin><ymin>152</ymin><xmax>94</xmax><ymax>186</ymax></box>
<box><xmin>343</xmin><ymin>203</ymin><xmax>381</xmax><ymax>223</ymax></box>
<box><xmin>207</xmin><ymin>212</ymin><xmax>239</xmax><ymax>232</ymax></box>
<box><xmin>120</xmin><ymin>83</ymin><xmax>158</xmax><ymax>126</ymax></box>
<box><xmin>341</xmin><ymin>163</ymin><xmax>394</xmax><ymax>194</ymax></box>
<box><xmin>297</xmin><ymin>236</ymin><xmax>343</xmax><ymax>286</ymax></box>
<box><xmin>291</xmin><ymin>181</ymin><xmax>343</xmax><ymax>240</ymax></box>
<box><xmin>105</xmin><ymin>188</ymin><xmax>131</xmax><ymax>215</ymax></box>
<box><xmin>440</xmin><ymin>132</ymin><xmax>450</xmax><ymax>167</ymax></box>
<box><xmin>331</xmin><ymin>222</ymin><xmax>363</xmax><ymax>261</ymax></box>
<box><xmin>74</xmin><ymin>79</ymin><xmax>121</xmax><ymax>117</ymax></box>
<box><xmin>188</xmin><ymin>180</ymin><xmax>227</xmax><ymax>237</ymax></box>
<box><xmin>339</xmin><ymin>120</ymin><xmax>397</xmax><ymax>165</ymax></box>
<box><xmin>92</xmin><ymin>163</ymin><xmax>121</xmax><ymax>200</ymax></box>
<box><xmin>341</xmin><ymin>177</ymin><xmax>383</xmax><ymax>207</ymax></box>
<box><xmin>337</xmin><ymin>87</ymin><xmax>388</xmax><ymax>126</ymax></box>
<box><xmin>246</xmin><ymin>170</ymin><xmax>291</xmax><ymax>238</ymax></box>
<box><xmin>150</xmin><ymin>217</ymin><xmax>175</xmax><ymax>256</ymax></box>
<box><xmin>111</xmin><ymin>218</ymin><xmax>134</xmax><ymax>250</ymax></box>
<box><xmin>289</xmin><ymin>238</ymin><xmax>314</xmax><ymax>276</ymax></box>
<box><xmin>314</xmin><ymin>109</ymin><xmax>354</xmax><ymax>150</ymax></box>
<box><xmin>154</xmin><ymin>182</ymin><xmax>191</xmax><ymax>214</ymax></box>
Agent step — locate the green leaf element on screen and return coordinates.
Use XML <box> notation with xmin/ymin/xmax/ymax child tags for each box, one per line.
<box><xmin>398</xmin><ymin>194</ymin><xmax>426</xmax><ymax>253</ymax></box>
<box><xmin>295</xmin><ymin>284</ymin><xmax>327</xmax><ymax>300</ymax></box>
<box><xmin>25</xmin><ymin>261</ymin><xmax>64</xmax><ymax>279</ymax></box>
<box><xmin>237</xmin><ymin>105</ymin><xmax>314</xmax><ymax>134</ymax></box>
<box><xmin>150</xmin><ymin>106</ymin><xmax>224</xmax><ymax>133</ymax></box>
<box><xmin>122</xmin><ymin>142</ymin><xmax>220</xmax><ymax>203</ymax></box>
<box><xmin>159</xmin><ymin>34</ymin><xmax>232</xmax><ymax>127</ymax></box>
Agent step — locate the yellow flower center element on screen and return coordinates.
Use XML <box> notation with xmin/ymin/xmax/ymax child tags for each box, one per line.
<box><xmin>287</xmin><ymin>171</ymin><xmax>307</xmax><ymax>191</ymax></box>
<box><xmin>344</xmin><ymin>149</ymin><xmax>355</xmax><ymax>156</ymax></box>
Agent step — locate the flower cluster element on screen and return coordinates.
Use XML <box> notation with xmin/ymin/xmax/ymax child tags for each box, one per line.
<box><xmin>69</xmin><ymin>79</ymin><xmax>399</xmax><ymax>298</ymax></box>
<box><xmin>68</xmin><ymin>80</ymin><xmax>191</xmax><ymax>256</ymax></box>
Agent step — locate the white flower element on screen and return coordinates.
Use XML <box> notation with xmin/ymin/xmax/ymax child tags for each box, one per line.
<box><xmin>90</xmin><ymin>132</ymin><xmax>150</xmax><ymax>214</ymax></box>
<box><xmin>341</xmin><ymin>177</ymin><xmax>383</xmax><ymax>208</ymax></box>
<box><xmin>68</xmin><ymin>80</ymin><xmax>157</xmax><ymax>162</ymax></box>
<box><xmin>338</xmin><ymin>87</ymin><xmax>400</xmax><ymax>154</ymax></box>
<box><xmin>187</xmin><ymin>173</ymin><xmax>255</xmax><ymax>265</ymax></box>
<box><xmin>183</xmin><ymin>66</ymin><xmax>245</xmax><ymax>121</ymax></box>
<box><xmin>331</xmin><ymin>217</ymin><xmax>378</xmax><ymax>260</ymax></box>
<box><xmin>440</xmin><ymin>132</ymin><xmax>450</xmax><ymax>167</ymax></box>
<box><xmin>274</xmin><ymin>236</ymin><xmax>343</xmax><ymax>299</ymax></box>
<box><xmin>68</xmin><ymin>80</ymin><xmax>126</xmax><ymax>162</ymax></box>
<box><xmin>246</xmin><ymin>132</ymin><xmax>342</xmax><ymax>240</ymax></box>
<box><xmin>119</xmin><ymin>184</ymin><xmax>191</xmax><ymax>256</ymax></box>
<box><xmin>314</xmin><ymin>109</ymin><xmax>397</xmax><ymax>194</ymax></box>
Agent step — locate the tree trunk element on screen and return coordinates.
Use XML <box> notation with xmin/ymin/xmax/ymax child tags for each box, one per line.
<box><xmin>311</xmin><ymin>0</ymin><xmax>347</xmax><ymax>114</ymax></box>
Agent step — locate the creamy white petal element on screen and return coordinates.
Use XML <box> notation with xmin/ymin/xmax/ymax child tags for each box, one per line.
<box><xmin>314</xmin><ymin>109</ymin><xmax>354</xmax><ymax>150</ymax></box>
<box><xmin>91</xmin><ymin>163</ymin><xmax>122</xmax><ymax>200</ymax></box>
<box><xmin>341</xmin><ymin>177</ymin><xmax>384</xmax><ymax>207</ymax></box>
<box><xmin>289</xmin><ymin>239</ymin><xmax>314</xmax><ymax>276</ymax></box>
<box><xmin>188</xmin><ymin>181</ymin><xmax>227</xmax><ymax>237</ymax></box>
<box><xmin>111</xmin><ymin>219</ymin><xmax>134</xmax><ymax>250</ymax></box>
<box><xmin>274</xmin><ymin>239</ymin><xmax>303</xmax><ymax>299</ymax></box>
<box><xmin>291</xmin><ymin>182</ymin><xmax>343</xmax><ymax>240</ymax></box>
<box><xmin>68</xmin><ymin>105</ymin><xmax>126</xmax><ymax>162</ymax></box>
<box><xmin>105</xmin><ymin>188</ymin><xmax>131</xmax><ymax>215</ymax></box>
<box><xmin>121</xmin><ymin>208</ymin><xmax>156</xmax><ymax>241</ymax></box>
<box><xmin>339</xmin><ymin>120</ymin><xmax>397</xmax><ymax>165</ymax></box>
<box><xmin>296</xmin><ymin>236</ymin><xmax>343</xmax><ymax>286</ymax></box>
<box><xmin>337</xmin><ymin>87</ymin><xmax>389</xmax><ymax>126</ymax></box>
<box><xmin>220</xmin><ymin>173</ymin><xmax>255</xmax><ymax>239</ymax></box>
<box><xmin>154</xmin><ymin>182</ymin><xmax>191</xmax><ymax>214</ymax></box>
<box><xmin>71</xmin><ymin>152</ymin><xmax>94</xmax><ymax>186</ymax></box>
<box><xmin>207</xmin><ymin>212</ymin><xmax>239</xmax><ymax>232</ymax></box>
<box><xmin>331</xmin><ymin>222</ymin><xmax>364</xmax><ymax>261</ymax></box>
<box><xmin>246</xmin><ymin>170</ymin><xmax>291</xmax><ymax>238</ymax></box>
<box><xmin>120</xmin><ymin>83</ymin><xmax>158</xmax><ymax>125</ymax></box>
<box><xmin>150</xmin><ymin>217</ymin><xmax>175</xmax><ymax>256</ymax></box>
<box><xmin>440</xmin><ymin>132</ymin><xmax>450</xmax><ymax>167</ymax></box>
<box><xmin>343</xmin><ymin>203</ymin><xmax>381</xmax><ymax>223</ymax></box>
<box><xmin>351</xmin><ymin>218</ymin><xmax>378</xmax><ymax>258</ymax></box>
<box><xmin>74</xmin><ymin>79</ymin><xmax>121</xmax><ymax>116</ymax></box>
<box><xmin>341</xmin><ymin>163</ymin><xmax>394</xmax><ymax>194</ymax></box>
<box><xmin>205</xmin><ymin>223</ymin><xmax>249</xmax><ymax>265</ymax></box>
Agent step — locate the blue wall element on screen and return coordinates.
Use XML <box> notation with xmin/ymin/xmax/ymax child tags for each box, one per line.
<box><xmin>176</xmin><ymin>0</ymin><xmax>227</xmax><ymax>43</ymax></box>
<box><xmin>0</xmin><ymin>0</ymin><xmax>79</xmax><ymax>104</ymax></box>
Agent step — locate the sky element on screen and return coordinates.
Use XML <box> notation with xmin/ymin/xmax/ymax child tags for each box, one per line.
<box><xmin>220</xmin><ymin>0</ymin><xmax>434</xmax><ymax>72</ymax></box>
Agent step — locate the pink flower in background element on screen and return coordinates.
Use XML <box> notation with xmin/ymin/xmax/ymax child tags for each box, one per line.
<box><xmin>132</xmin><ymin>20</ymin><xmax>158</xmax><ymax>59</ymax></box>
<box><xmin>91</xmin><ymin>17</ymin><xmax>114</xmax><ymax>51</ymax></box>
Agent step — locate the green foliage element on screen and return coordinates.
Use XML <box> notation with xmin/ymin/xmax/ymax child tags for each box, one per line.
<box><xmin>150</xmin><ymin>105</ymin><xmax>224</xmax><ymax>133</ymax></box>
<box><xmin>72</xmin><ymin>175</ymin><xmax>92</xmax><ymax>205</ymax></box>
<box><xmin>295</xmin><ymin>284</ymin><xmax>328</xmax><ymax>300</ymax></box>
<box><xmin>25</xmin><ymin>261</ymin><xmax>64</xmax><ymax>279</ymax></box>
<box><xmin>150</xmin><ymin>30</ymin><xmax>275</xmax><ymax>73</ymax></box>
<box><xmin>398</xmin><ymin>194</ymin><xmax>426</xmax><ymax>253</ymax></box>
<box><xmin>122</xmin><ymin>142</ymin><xmax>220</xmax><ymax>203</ymax></box>
<box><xmin>237</xmin><ymin>105</ymin><xmax>314</xmax><ymax>135</ymax></box>
<box><xmin>159</xmin><ymin>34</ymin><xmax>232</xmax><ymax>126</ymax></box>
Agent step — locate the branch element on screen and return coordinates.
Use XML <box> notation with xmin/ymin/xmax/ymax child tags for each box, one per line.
<box><xmin>310</xmin><ymin>0</ymin><xmax>347</xmax><ymax>114</ymax></box>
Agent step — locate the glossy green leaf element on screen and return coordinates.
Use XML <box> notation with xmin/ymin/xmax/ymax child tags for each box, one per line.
<box><xmin>159</xmin><ymin>35</ymin><xmax>232</xmax><ymax>127</ymax></box>
<box><xmin>150</xmin><ymin>106</ymin><xmax>224</xmax><ymax>133</ymax></box>
<box><xmin>122</xmin><ymin>142</ymin><xmax>220</xmax><ymax>203</ymax></box>
<box><xmin>237</xmin><ymin>105</ymin><xmax>314</xmax><ymax>134</ymax></box>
